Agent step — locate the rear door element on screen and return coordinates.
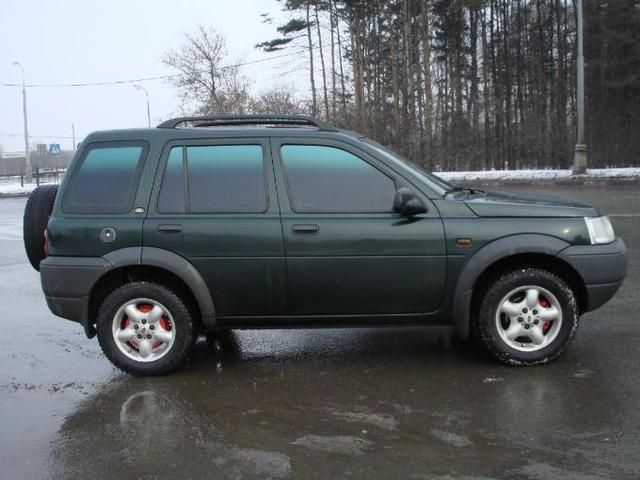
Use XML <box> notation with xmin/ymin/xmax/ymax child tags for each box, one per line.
<box><xmin>271</xmin><ymin>138</ymin><xmax>447</xmax><ymax>317</ymax></box>
<box><xmin>143</xmin><ymin>138</ymin><xmax>286</xmax><ymax>317</ymax></box>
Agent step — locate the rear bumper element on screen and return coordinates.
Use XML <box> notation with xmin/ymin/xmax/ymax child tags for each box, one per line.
<box><xmin>40</xmin><ymin>256</ymin><xmax>110</xmax><ymax>337</ymax></box>
<box><xmin>558</xmin><ymin>238</ymin><xmax>627</xmax><ymax>311</ymax></box>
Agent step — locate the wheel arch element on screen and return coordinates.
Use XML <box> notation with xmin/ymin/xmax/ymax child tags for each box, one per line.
<box><xmin>452</xmin><ymin>234</ymin><xmax>587</xmax><ymax>339</ymax></box>
<box><xmin>86</xmin><ymin>247</ymin><xmax>215</xmax><ymax>337</ymax></box>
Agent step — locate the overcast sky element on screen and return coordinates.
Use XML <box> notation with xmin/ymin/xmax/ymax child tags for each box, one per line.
<box><xmin>0</xmin><ymin>0</ymin><xmax>308</xmax><ymax>152</ymax></box>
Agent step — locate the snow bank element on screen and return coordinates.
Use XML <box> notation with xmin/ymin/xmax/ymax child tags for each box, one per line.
<box><xmin>436</xmin><ymin>167</ymin><xmax>640</xmax><ymax>182</ymax></box>
<box><xmin>0</xmin><ymin>179</ymin><xmax>60</xmax><ymax>196</ymax></box>
<box><xmin>0</xmin><ymin>183</ymin><xmax>36</xmax><ymax>196</ymax></box>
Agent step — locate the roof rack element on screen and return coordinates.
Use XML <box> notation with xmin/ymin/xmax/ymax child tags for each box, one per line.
<box><xmin>157</xmin><ymin>114</ymin><xmax>338</xmax><ymax>132</ymax></box>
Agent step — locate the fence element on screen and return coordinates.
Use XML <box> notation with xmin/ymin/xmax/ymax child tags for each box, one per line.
<box><xmin>0</xmin><ymin>151</ymin><xmax>73</xmax><ymax>176</ymax></box>
<box><xmin>0</xmin><ymin>151</ymin><xmax>72</xmax><ymax>188</ymax></box>
<box><xmin>0</xmin><ymin>167</ymin><xmax>67</xmax><ymax>188</ymax></box>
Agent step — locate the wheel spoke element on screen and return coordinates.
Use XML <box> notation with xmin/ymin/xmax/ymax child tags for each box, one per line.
<box><xmin>526</xmin><ymin>288</ymin><xmax>540</xmax><ymax>309</ymax></box>
<box><xmin>138</xmin><ymin>339</ymin><xmax>153</xmax><ymax>358</ymax></box>
<box><xmin>505</xmin><ymin>322</ymin><xmax>524</xmax><ymax>341</ymax></box>
<box><xmin>500</xmin><ymin>300</ymin><xmax>522</xmax><ymax>317</ymax></box>
<box><xmin>495</xmin><ymin>285</ymin><xmax>564</xmax><ymax>353</ymax></box>
<box><xmin>539</xmin><ymin>306</ymin><xmax>559</xmax><ymax>322</ymax></box>
<box><xmin>148</xmin><ymin>305</ymin><xmax>164</xmax><ymax>324</ymax></box>
<box><xmin>153</xmin><ymin>329</ymin><xmax>172</xmax><ymax>344</ymax></box>
<box><xmin>529</xmin><ymin>325</ymin><xmax>545</xmax><ymax>345</ymax></box>
<box><xmin>124</xmin><ymin>304</ymin><xmax>143</xmax><ymax>322</ymax></box>
<box><xmin>112</xmin><ymin>298</ymin><xmax>177</xmax><ymax>363</ymax></box>
<box><xmin>116</xmin><ymin>328</ymin><xmax>137</xmax><ymax>343</ymax></box>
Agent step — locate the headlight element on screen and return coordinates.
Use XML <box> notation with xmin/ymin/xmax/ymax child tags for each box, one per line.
<box><xmin>584</xmin><ymin>216</ymin><xmax>615</xmax><ymax>244</ymax></box>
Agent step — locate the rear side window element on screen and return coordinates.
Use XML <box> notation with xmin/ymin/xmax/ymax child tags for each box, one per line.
<box><xmin>280</xmin><ymin>145</ymin><xmax>396</xmax><ymax>213</ymax></box>
<box><xmin>63</xmin><ymin>142</ymin><xmax>146</xmax><ymax>213</ymax></box>
<box><xmin>157</xmin><ymin>145</ymin><xmax>266</xmax><ymax>213</ymax></box>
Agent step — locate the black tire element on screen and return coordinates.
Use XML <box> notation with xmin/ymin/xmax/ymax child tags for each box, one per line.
<box><xmin>23</xmin><ymin>184</ymin><xmax>58</xmax><ymax>271</ymax></box>
<box><xmin>475</xmin><ymin>267</ymin><xmax>579</xmax><ymax>366</ymax></box>
<box><xmin>96</xmin><ymin>282</ymin><xmax>196</xmax><ymax>376</ymax></box>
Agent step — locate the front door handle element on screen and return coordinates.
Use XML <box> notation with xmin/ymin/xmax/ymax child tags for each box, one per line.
<box><xmin>157</xmin><ymin>224</ymin><xmax>182</xmax><ymax>233</ymax></box>
<box><xmin>292</xmin><ymin>224</ymin><xmax>319</xmax><ymax>233</ymax></box>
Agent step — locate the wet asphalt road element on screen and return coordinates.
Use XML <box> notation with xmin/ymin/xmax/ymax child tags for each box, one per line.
<box><xmin>0</xmin><ymin>185</ymin><xmax>638</xmax><ymax>480</ymax></box>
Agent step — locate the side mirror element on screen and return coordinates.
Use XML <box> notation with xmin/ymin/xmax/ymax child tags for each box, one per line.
<box><xmin>393</xmin><ymin>187</ymin><xmax>427</xmax><ymax>216</ymax></box>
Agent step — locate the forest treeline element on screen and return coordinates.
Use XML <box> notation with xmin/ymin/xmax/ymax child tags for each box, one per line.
<box><xmin>166</xmin><ymin>1</ymin><xmax>640</xmax><ymax>171</ymax></box>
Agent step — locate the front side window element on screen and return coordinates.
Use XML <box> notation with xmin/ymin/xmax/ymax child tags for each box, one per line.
<box><xmin>157</xmin><ymin>144</ymin><xmax>266</xmax><ymax>213</ymax></box>
<box><xmin>280</xmin><ymin>145</ymin><xmax>396</xmax><ymax>213</ymax></box>
<box><xmin>63</xmin><ymin>142</ymin><xmax>146</xmax><ymax>213</ymax></box>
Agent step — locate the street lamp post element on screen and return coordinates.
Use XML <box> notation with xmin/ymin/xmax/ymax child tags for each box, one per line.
<box><xmin>133</xmin><ymin>84</ymin><xmax>151</xmax><ymax>127</ymax></box>
<box><xmin>572</xmin><ymin>0</ymin><xmax>588</xmax><ymax>175</ymax></box>
<box><xmin>12</xmin><ymin>61</ymin><xmax>31</xmax><ymax>182</ymax></box>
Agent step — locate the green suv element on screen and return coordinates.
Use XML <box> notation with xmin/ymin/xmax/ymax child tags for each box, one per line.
<box><xmin>24</xmin><ymin>115</ymin><xmax>627</xmax><ymax>375</ymax></box>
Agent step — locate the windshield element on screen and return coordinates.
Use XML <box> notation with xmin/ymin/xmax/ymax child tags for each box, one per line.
<box><xmin>363</xmin><ymin>139</ymin><xmax>453</xmax><ymax>195</ymax></box>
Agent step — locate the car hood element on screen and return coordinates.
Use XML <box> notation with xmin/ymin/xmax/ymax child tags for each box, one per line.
<box><xmin>463</xmin><ymin>190</ymin><xmax>600</xmax><ymax>217</ymax></box>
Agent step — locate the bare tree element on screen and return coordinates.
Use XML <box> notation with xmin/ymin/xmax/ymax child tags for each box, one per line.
<box><xmin>314</xmin><ymin>4</ymin><xmax>330</xmax><ymax>117</ymax></box>
<box><xmin>163</xmin><ymin>26</ymin><xmax>250</xmax><ymax>114</ymax></box>
<box><xmin>250</xmin><ymin>87</ymin><xmax>311</xmax><ymax>114</ymax></box>
<box><xmin>255</xmin><ymin>11</ymin><xmax>318</xmax><ymax>117</ymax></box>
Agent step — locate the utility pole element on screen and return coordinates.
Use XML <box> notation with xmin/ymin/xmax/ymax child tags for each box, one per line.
<box><xmin>72</xmin><ymin>123</ymin><xmax>76</xmax><ymax>150</ymax></box>
<box><xmin>12</xmin><ymin>61</ymin><xmax>31</xmax><ymax>182</ymax></box>
<box><xmin>133</xmin><ymin>84</ymin><xmax>151</xmax><ymax>127</ymax></box>
<box><xmin>572</xmin><ymin>0</ymin><xmax>588</xmax><ymax>175</ymax></box>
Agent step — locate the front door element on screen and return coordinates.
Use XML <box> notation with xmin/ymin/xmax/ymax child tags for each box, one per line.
<box><xmin>271</xmin><ymin>138</ymin><xmax>446</xmax><ymax>317</ymax></box>
<box><xmin>144</xmin><ymin>138</ymin><xmax>286</xmax><ymax>317</ymax></box>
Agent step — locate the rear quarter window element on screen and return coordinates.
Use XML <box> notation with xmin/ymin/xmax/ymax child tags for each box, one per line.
<box><xmin>62</xmin><ymin>141</ymin><xmax>147</xmax><ymax>214</ymax></box>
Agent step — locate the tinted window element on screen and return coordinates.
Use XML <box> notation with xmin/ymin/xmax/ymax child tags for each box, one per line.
<box><xmin>158</xmin><ymin>147</ymin><xmax>185</xmax><ymax>213</ymax></box>
<box><xmin>63</xmin><ymin>142</ymin><xmax>145</xmax><ymax>213</ymax></box>
<box><xmin>280</xmin><ymin>145</ymin><xmax>396</xmax><ymax>212</ymax></box>
<box><xmin>187</xmin><ymin>145</ymin><xmax>266</xmax><ymax>213</ymax></box>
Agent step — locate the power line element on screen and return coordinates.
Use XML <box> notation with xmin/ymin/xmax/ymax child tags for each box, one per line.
<box><xmin>0</xmin><ymin>49</ymin><xmax>312</xmax><ymax>88</ymax></box>
<box><xmin>0</xmin><ymin>132</ymin><xmax>80</xmax><ymax>140</ymax></box>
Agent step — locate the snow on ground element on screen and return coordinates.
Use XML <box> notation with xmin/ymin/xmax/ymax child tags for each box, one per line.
<box><xmin>0</xmin><ymin>177</ymin><xmax>58</xmax><ymax>196</ymax></box>
<box><xmin>436</xmin><ymin>167</ymin><xmax>640</xmax><ymax>182</ymax></box>
<box><xmin>0</xmin><ymin>183</ymin><xmax>37</xmax><ymax>196</ymax></box>
<box><xmin>0</xmin><ymin>167</ymin><xmax>638</xmax><ymax>196</ymax></box>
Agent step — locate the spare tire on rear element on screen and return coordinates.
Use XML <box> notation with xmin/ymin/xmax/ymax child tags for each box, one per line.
<box><xmin>23</xmin><ymin>184</ymin><xmax>58</xmax><ymax>271</ymax></box>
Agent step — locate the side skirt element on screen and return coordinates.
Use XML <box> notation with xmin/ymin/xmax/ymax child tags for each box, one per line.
<box><xmin>214</xmin><ymin>312</ymin><xmax>450</xmax><ymax>330</ymax></box>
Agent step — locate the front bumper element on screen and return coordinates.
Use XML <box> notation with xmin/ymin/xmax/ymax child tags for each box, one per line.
<box><xmin>558</xmin><ymin>238</ymin><xmax>627</xmax><ymax>311</ymax></box>
<box><xmin>40</xmin><ymin>256</ymin><xmax>110</xmax><ymax>337</ymax></box>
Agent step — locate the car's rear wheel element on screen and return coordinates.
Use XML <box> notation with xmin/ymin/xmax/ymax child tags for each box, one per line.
<box><xmin>96</xmin><ymin>282</ymin><xmax>195</xmax><ymax>376</ymax></box>
<box><xmin>475</xmin><ymin>268</ymin><xmax>579</xmax><ymax>365</ymax></box>
<box><xmin>23</xmin><ymin>184</ymin><xmax>58</xmax><ymax>271</ymax></box>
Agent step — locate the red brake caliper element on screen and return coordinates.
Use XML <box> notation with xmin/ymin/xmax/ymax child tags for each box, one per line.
<box><xmin>539</xmin><ymin>296</ymin><xmax>551</xmax><ymax>333</ymax></box>
<box><xmin>156</xmin><ymin>316</ymin><xmax>172</xmax><ymax>348</ymax></box>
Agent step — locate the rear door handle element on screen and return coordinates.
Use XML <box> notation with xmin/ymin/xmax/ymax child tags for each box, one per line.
<box><xmin>157</xmin><ymin>224</ymin><xmax>182</xmax><ymax>233</ymax></box>
<box><xmin>292</xmin><ymin>224</ymin><xmax>319</xmax><ymax>233</ymax></box>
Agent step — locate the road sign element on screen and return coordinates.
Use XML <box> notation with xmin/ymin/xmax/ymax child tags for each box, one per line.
<box><xmin>49</xmin><ymin>143</ymin><xmax>61</xmax><ymax>155</ymax></box>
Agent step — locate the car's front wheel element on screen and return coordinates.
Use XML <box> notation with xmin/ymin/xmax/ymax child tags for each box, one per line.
<box><xmin>96</xmin><ymin>282</ymin><xmax>195</xmax><ymax>376</ymax></box>
<box><xmin>475</xmin><ymin>268</ymin><xmax>579</xmax><ymax>365</ymax></box>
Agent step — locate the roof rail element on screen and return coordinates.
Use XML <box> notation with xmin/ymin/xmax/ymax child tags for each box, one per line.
<box><xmin>157</xmin><ymin>114</ymin><xmax>338</xmax><ymax>132</ymax></box>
